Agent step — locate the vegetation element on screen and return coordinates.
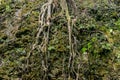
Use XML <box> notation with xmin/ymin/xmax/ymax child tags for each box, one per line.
<box><xmin>0</xmin><ymin>0</ymin><xmax>120</xmax><ymax>79</ymax></box>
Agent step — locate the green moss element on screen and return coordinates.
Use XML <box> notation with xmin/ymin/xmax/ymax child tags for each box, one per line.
<box><xmin>0</xmin><ymin>0</ymin><xmax>120</xmax><ymax>79</ymax></box>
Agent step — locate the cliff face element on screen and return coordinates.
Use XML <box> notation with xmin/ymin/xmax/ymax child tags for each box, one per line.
<box><xmin>0</xmin><ymin>0</ymin><xmax>120</xmax><ymax>79</ymax></box>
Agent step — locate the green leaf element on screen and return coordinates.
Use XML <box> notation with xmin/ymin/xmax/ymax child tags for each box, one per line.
<box><xmin>81</xmin><ymin>47</ymin><xmax>87</xmax><ymax>53</ymax></box>
<box><xmin>102</xmin><ymin>43</ymin><xmax>111</xmax><ymax>49</ymax></box>
<box><xmin>67</xmin><ymin>46</ymin><xmax>70</xmax><ymax>49</ymax></box>
<box><xmin>6</xmin><ymin>5</ymin><xmax>11</xmax><ymax>12</ymax></box>
<box><xmin>48</xmin><ymin>46</ymin><xmax>55</xmax><ymax>51</ymax></box>
<box><xmin>87</xmin><ymin>42</ymin><xmax>92</xmax><ymax>49</ymax></box>
<box><xmin>115</xmin><ymin>19</ymin><xmax>120</xmax><ymax>26</ymax></box>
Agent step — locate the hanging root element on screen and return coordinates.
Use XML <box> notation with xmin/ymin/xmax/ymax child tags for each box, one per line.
<box><xmin>26</xmin><ymin>1</ymin><xmax>53</xmax><ymax>75</ymax></box>
<box><xmin>26</xmin><ymin>0</ymin><xmax>53</xmax><ymax>59</ymax></box>
<box><xmin>60</xmin><ymin>0</ymin><xmax>79</xmax><ymax>79</ymax></box>
<box><xmin>26</xmin><ymin>0</ymin><xmax>78</xmax><ymax>79</ymax></box>
<box><xmin>59</xmin><ymin>0</ymin><xmax>74</xmax><ymax>79</ymax></box>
